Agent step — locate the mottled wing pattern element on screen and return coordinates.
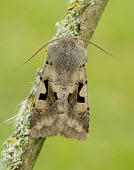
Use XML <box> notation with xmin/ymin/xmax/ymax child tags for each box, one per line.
<box><xmin>30</xmin><ymin>61</ymin><xmax>60</xmax><ymax>138</ymax></box>
<box><xmin>60</xmin><ymin>64</ymin><xmax>90</xmax><ymax>141</ymax></box>
<box><xmin>30</xmin><ymin>34</ymin><xmax>90</xmax><ymax>141</ymax></box>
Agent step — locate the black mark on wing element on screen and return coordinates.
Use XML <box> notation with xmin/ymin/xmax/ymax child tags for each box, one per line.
<box><xmin>39</xmin><ymin>80</ymin><xmax>48</xmax><ymax>100</ymax></box>
<box><xmin>54</xmin><ymin>92</ymin><xmax>58</xmax><ymax>100</ymax></box>
<box><xmin>67</xmin><ymin>93</ymin><xmax>72</xmax><ymax>102</ymax></box>
<box><xmin>77</xmin><ymin>83</ymin><xmax>85</xmax><ymax>103</ymax></box>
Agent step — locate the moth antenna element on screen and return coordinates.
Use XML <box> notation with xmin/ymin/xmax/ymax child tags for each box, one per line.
<box><xmin>21</xmin><ymin>37</ymin><xmax>62</xmax><ymax>66</ymax></box>
<box><xmin>74</xmin><ymin>37</ymin><xmax>119</xmax><ymax>60</ymax></box>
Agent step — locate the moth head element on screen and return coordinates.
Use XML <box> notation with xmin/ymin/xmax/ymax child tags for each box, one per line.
<box><xmin>22</xmin><ymin>33</ymin><xmax>118</xmax><ymax>66</ymax></box>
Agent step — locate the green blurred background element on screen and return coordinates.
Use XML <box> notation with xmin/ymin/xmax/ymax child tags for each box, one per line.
<box><xmin>0</xmin><ymin>0</ymin><xmax>134</xmax><ymax>169</ymax></box>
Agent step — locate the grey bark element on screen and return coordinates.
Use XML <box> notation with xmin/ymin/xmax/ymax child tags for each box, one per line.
<box><xmin>79</xmin><ymin>0</ymin><xmax>109</xmax><ymax>47</ymax></box>
<box><xmin>18</xmin><ymin>138</ymin><xmax>46</xmax><ymax>170</ymax></box>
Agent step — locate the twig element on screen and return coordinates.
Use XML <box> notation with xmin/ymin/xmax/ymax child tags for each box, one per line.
<box><xmin>0</xmin><ymin>0</ymin><xmax>109</xmax><ymax>169</ymax></box>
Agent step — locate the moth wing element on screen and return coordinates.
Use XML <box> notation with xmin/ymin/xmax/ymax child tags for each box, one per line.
<box><xmin>60</xmin><ymin>66</ymin><xmax>90</xmax><ymax>141</ymax></box>
<box><xmin>30</xmin><ymin>61</ymin><xmax>59</xmax><ymax>138</ymax></box>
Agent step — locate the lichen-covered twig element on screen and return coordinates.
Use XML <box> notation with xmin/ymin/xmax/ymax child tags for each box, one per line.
<box><xmin>0</xmin><ymin>0</ymin><xmax>109</xmax><ymax>169</ymax></box>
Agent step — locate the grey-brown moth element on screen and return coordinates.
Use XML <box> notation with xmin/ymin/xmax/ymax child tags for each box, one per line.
<box><xmin>24</xmin><ymin>33</ymin><xmax>117</xmax><ymax>141</ymax></box>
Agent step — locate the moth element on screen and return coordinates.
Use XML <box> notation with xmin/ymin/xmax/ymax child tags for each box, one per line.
<box><xmin>24</xmin><ymin>33</ymin><xmax>117</xmax><ymax>141</ymax></box>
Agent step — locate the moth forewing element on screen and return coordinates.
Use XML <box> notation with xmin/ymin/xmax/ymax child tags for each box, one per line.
<box><xmin>30</xmin><ymin>34</ymin><xmax>90</xmax><ymax>141</ymax></box>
